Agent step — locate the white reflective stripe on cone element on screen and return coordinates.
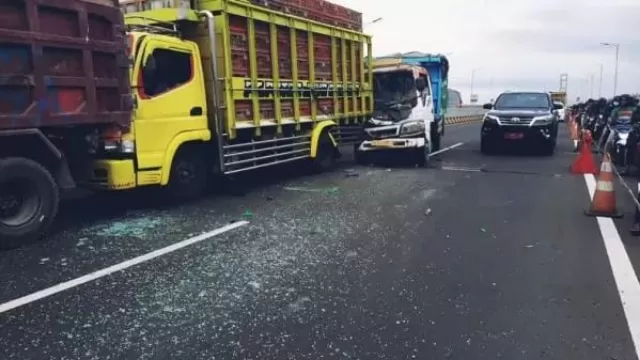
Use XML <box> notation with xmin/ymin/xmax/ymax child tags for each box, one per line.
<box><xmin>597</xmin><ymin>181</ymin><xmax>614</xmax><ymax>192</ymax></box>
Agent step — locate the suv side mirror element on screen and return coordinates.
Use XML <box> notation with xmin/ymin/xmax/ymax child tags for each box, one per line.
<box><xmin>482</xmin><ymin>103</ymin><xmax>493</xmax><ymax>110</ymax></box>
<box><xmin>553</xmin><ymin>103</ymin><xmax>563</xmax><ymax>110</ymax></box>
<box><xmin>415</xmin><ymin>78</ymin><xmax>426</xmax><ymax>92</ymax></box>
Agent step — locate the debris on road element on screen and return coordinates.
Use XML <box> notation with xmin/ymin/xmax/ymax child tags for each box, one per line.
<box><xmin>425</xmin><ymin>208</ymin><xmax>432</xmax><ymax>216</ymax></box>
<box><xmin>343</xmin><ymin>169</ymin><xmax>360</xmax><ymax>177</ymax></box>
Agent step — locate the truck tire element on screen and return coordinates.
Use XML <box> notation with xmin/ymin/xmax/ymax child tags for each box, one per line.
<box><xmin>431</xmin><ymin>123</ymin><xmax>442</xmax><ymax>152</ymax></box>
<box><xmin>416</xmin><ymin>136</ymin><xmax>432</xmax><ymax>167</ymax></box>
<box><xmin>166</xmin><ymin>149</ymin><xmax>208</xmax><ymax>203</ymax></box>
<box><xmin>311</xmin><ymin>130</ymin><xmax>338</xmax><ymax>172</ymax></box>
<box><xmin>0</xmin><ymin>157</ymin><xmax>59</xmax><ymax>249</ymax></box>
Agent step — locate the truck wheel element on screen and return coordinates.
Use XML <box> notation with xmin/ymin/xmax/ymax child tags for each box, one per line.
<box><xmin>416</xmin><ymin>137</ymin><xmax>432</xmax><ymax>167</ymax></box>
<box><xmin>0</xmin><ymin>157</ymin><xmax>59</xmax><ymax>249</ymax></box>
<box><xmin>431</xmin><ymin>127</ymin><xmax>442</xmax><ymax>152</ymax></box>
<box><xmin>167</xmin><ymin>149</ymin><xmax>208</xmax><ymax>203</ymax></box>
<box><xmin>312</xmin><ymin>130</ymin><xmax>338</xmax><ymax>172</ymax></box>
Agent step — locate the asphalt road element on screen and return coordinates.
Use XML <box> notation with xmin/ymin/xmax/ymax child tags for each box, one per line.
<box><xmin>1</xmin><ymin>122</ymin><xmax>639</xmax><ymax>360</ymax></box>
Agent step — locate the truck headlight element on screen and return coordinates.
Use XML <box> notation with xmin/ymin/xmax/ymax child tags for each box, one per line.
<box><xmin>532</xmin><ymin>115</ymin><xmax>554</xmax><ymax>125</ymax></box>
<box><xmin>399</xmin><ymin>121</ymin><xmax>425</xmax><ymax>135</ymax></box>
<box><xmin>121</xmin><ymin>139</ymin><xmax>135</xmax><ymax>153</ymax></box>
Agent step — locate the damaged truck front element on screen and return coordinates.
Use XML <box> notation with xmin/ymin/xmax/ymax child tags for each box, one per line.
<box><xmin>355</xmin><ymin>60</ymin><xmax>434</xmax><ymax>166</ymax></box>
<box><xmin>0</xmin><ymin>0</ymin><xmax>132</xmax><ymax>248</ymax></box>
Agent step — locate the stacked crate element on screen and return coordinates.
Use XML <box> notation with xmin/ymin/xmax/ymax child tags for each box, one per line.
<box><xmin>248</xmin><ymin>0</ymin><xmax>362</xmax><ymax>31</ymax></box>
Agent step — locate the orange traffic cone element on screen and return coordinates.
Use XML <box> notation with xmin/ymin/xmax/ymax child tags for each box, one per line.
<box><xmin>585</xmin><ymin>154</ymin><xmax>622</xmax><ymax>218</ymax></box>
<box><xmin>571</xmin><ymin>137</ymin><xmax>598</xmax><ymax>174</ymax></box>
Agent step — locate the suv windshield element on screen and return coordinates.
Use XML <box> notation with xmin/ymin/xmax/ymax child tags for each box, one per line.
<box><xmin>494</xmin><ymin>92</ymin><xmax>550</xmax><ymax>110</ymax></box>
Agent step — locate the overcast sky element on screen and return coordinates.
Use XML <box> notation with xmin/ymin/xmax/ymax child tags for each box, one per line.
<box><xmin>331</xmin><ymin>0</ymin><xmax>640</xmax><ymax>103</ymax></box>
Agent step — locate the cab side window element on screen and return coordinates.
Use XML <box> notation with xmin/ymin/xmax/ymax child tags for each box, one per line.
<box><xmin>142</xmin><ymin>48</ymin><xmax>192</xmax><ymax>98</ymax></box>
<box><xmin>419</xmin><ymin>74</ymin><xmax>431</xmax><ymax>96</ymax></box>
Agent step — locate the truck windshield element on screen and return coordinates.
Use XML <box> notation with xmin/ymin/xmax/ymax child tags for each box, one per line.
<box><xmin>494</xmin><ymin>93</ymin><xmax>550</xmax><ymax>110</ymax></box>
<box><xmin>373</xmin><ymin>70</ymin><xmax>416</xmax><ymax>108</ymax></box>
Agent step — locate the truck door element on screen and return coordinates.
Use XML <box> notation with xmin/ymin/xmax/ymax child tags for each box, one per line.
<box><xmin>133</xmin><ymin>37</ymin><xmax>207</xmax><ymax>173</ymax></box>
<box><xmin>417</xmin><ymin>73</ymin><xmax>435</xmax><ymax>124</ymax></box>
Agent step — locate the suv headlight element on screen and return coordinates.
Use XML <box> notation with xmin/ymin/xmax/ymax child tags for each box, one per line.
<box><xmin>532</xmin><ymin>115</ymin><xmax>554</xmax><ymax>125</ymax></box>
<box><xmin>399</xmin><ymin>121</ymin><xmax>425</xmax><ymax>135</ymax></box>
<box><xmin>483</xmin><ymin>114</ymin><xmax>500</xmax><ymax>124</ymax></box>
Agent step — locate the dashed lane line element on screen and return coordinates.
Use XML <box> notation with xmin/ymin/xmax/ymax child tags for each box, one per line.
<box><xmin>584</xmin><ymin>174</ymin><xmax>640</xmax><ymax>357</ymax></box>
<box><xmin>430</xmin><ymin>142</ymin><xmax>464</xmax><ymax>157</ymax></box>
<box><xmin>0</xmin><ymin>220</ymin><xmax>250</xmax><ymax>315</ymax></box>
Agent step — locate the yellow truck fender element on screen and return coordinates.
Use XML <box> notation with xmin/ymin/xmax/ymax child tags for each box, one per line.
<box><xmin>310</xmin><ymin>120</ymin><xmax>338</xmax><ymax>158</ymax></box>
<box><xmin>160</xmin><ymin>129</ymin><xmax>211</xmax><ymax>185</ymax></box>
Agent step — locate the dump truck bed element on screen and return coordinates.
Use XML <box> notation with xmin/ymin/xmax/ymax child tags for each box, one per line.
<box><xmin>0</xmin><ymin>0</ymin><xmax>132</xmax><ymax>130</ymax></box>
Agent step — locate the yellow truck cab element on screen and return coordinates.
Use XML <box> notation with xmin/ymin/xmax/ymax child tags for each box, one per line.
<box><xmin>89</xmin><ymin>0</ymin><xmax>373</xmax><ymax>201</ymax></box>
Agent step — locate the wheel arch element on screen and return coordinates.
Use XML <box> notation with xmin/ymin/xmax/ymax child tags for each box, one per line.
<box><xmin>0</xmin><ymin>129</ymin><xmax>74</xmax><ymax>189</ymax></box>
<box><xmin>160</xmin><ymin>130</ymin><xmax>211</xmax><ymax>186</ymax></box>
<box><xmin>310</xmin><ymin>120</ymin><xmax>338</xmax><ymax>158</ymax></box>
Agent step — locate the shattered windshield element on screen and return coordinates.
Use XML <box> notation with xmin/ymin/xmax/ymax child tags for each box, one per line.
<box><xmin>373</xmin><ymin>70</ymin><xmax>416</xmax><ymax>108</ymax></box>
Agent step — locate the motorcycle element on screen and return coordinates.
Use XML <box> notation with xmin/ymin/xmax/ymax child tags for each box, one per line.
<box><xmin>607</xmin><ymin>118</ymin><xmax>633</xmax><ymax>171</ymax></box>
<box><xmin>592</xmin><ymin>114</ymin><xmax>607</xmax><ymax>142</ymax></box>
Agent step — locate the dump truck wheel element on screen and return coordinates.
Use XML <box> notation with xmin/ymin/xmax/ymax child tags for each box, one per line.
<box><xmin>0</xmin><ymin>157</ymin><xmax>59</xmax><ymax>249</ymax></box>
<box><xmin>312</xmin><ymin>130</ymin><xmax>338</xmax><ymax>172</ymax></box>
<box><xmin>416</xmin><ymin>137</ymin><xmax>432</xmax><ymax>167</ymax></box>
<box><xmin>167</xmin><ymin>149</ymin><xmax>208</xmax><ymax>202</ymax></box>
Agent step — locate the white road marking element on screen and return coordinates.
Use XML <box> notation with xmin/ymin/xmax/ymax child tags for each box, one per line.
<box><xmin>0</xmin><ymin>220</ymin><xmax>250</xmax><ymax>315</ymax></box>
<box><xmin>440</xmin><ymin>166</ymin><xmax>482</xmax><ymax>172</ymax></box>
<box><xmin>583</xmin><ymin>174</ymin><xmax>640</xmax><ymax>356</ymax></box>
<box><xmin>430</xmin><ymin>142</ymin><xmax>464</xmax><ymax>157</ymax></box>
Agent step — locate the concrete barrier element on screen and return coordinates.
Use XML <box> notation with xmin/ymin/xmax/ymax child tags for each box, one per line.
<box><xmin>443</xmin><ymin>105</ymin><xmax>486</xmax><ymax>125</ymax></box>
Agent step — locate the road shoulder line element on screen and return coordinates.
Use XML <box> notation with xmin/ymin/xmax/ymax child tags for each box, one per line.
<box><xmin>584</xmin><ymin>174</ymin><xmax>640</xmax><ymax>357</ymax></box>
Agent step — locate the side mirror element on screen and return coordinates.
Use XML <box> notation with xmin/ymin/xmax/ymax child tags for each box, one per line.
<box><xmin>415</xmin><ymin>78</ymin><xmax>426</xmax><ymax>92</ymax></box>
<box><xmin>482</xmin><ymin>103</ymin><xmax>493</xmax><ymax>110</ymax></box>
<box><xmin>553</xmin><ymin>103</ymin><xmax>563</xmax><ymax>110</ymax></box>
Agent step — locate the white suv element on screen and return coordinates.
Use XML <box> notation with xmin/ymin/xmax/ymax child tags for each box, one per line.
<box><xmin>553</xmin><ymin>101</ymin><xmax>566</xmax><ymax>122</ymax></box>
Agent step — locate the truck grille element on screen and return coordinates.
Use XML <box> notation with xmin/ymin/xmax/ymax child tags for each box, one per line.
<box><xmin>366</xmin><ymin>127</ymin><xmax>398</xmax><ymax>139</ymax></box>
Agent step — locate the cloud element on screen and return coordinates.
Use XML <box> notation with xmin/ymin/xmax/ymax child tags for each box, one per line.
<box><xmin>330</xmin><ymin>0</ymin><xmax>640</xmax><ymax>102</ymax></box>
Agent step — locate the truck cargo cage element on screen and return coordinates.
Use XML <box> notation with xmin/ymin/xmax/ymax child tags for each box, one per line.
<box><xmin>120</xmin><ymin>0</ymin><xmax>193</xmax><ymax>13</ymax></box>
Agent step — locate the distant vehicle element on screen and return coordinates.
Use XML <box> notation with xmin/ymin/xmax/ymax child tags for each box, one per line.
<box><xmin>550</xmin><ymin>91</ymin><xmax>567</xmax><ymax>106</ymax></box>
<box><xmin>553</xmin><ymin>101</ymin><xmax>566</xmax><ymax>122</ymax></box>
<box><xmin>480</xmin><ymin>92</ymin><xmax>562</xmax><ymax>155</ymax></box>
<box><xmin>448</xmin><ymin>89</ymin><xmax>463</xmax><ymax>107</ymax></box>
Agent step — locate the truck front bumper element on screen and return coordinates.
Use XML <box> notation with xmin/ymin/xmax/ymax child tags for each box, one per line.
<box><xmin>83</xmin><ymin>159</ymin><xmax>137</xmax><ymax>190</ymax></box>
<box><xmin>358</xmin><ymin>137</ymin><xmax>426</xmax><ymax>152</ymax></box>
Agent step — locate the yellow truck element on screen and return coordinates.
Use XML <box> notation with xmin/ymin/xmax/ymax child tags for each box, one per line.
<box><xmin>0</xmin><ymin>0</ymin><xmax>372</xmax><ymax>246</ymax></box>
<box><xmin>96</xmin><ymin>0</ymin><xmax>372</xmax><ymax>196</ymax></box>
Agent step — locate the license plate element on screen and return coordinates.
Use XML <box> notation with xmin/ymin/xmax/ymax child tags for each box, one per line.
<box><xmin>370</xmin><ymin>139</ymin><xmax>395</xmax><ymax>148</ymax></box>
<box><xmin>504</xmin><ymin>133</ymin><xmax>524</xmax><ymax>140</ymax></box>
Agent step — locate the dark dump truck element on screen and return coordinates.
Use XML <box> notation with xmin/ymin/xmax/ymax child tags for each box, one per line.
<box><xmin>0</xmin><ymin>0</ymin><xmax>131</xmax><ymax>248</ymax></box>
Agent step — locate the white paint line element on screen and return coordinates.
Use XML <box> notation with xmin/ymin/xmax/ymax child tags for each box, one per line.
<box><xmin>583</xmin><ymin>174</ymin><xmax>640</xmax><ymax>356</ymax></box>
<box><xmin>0</xmin><ymin>220</ymin><xmax>250</xmax><ymax>315</ymax></box>
<box><xmin>430</xmin><ymin>142</ymin><xmax>464</xmax><ymax>157</ymax></box>
<box><xmin>440</xmin><ymin>166</ymin><xmax>482</xmax><ymax>172</ymax></box>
